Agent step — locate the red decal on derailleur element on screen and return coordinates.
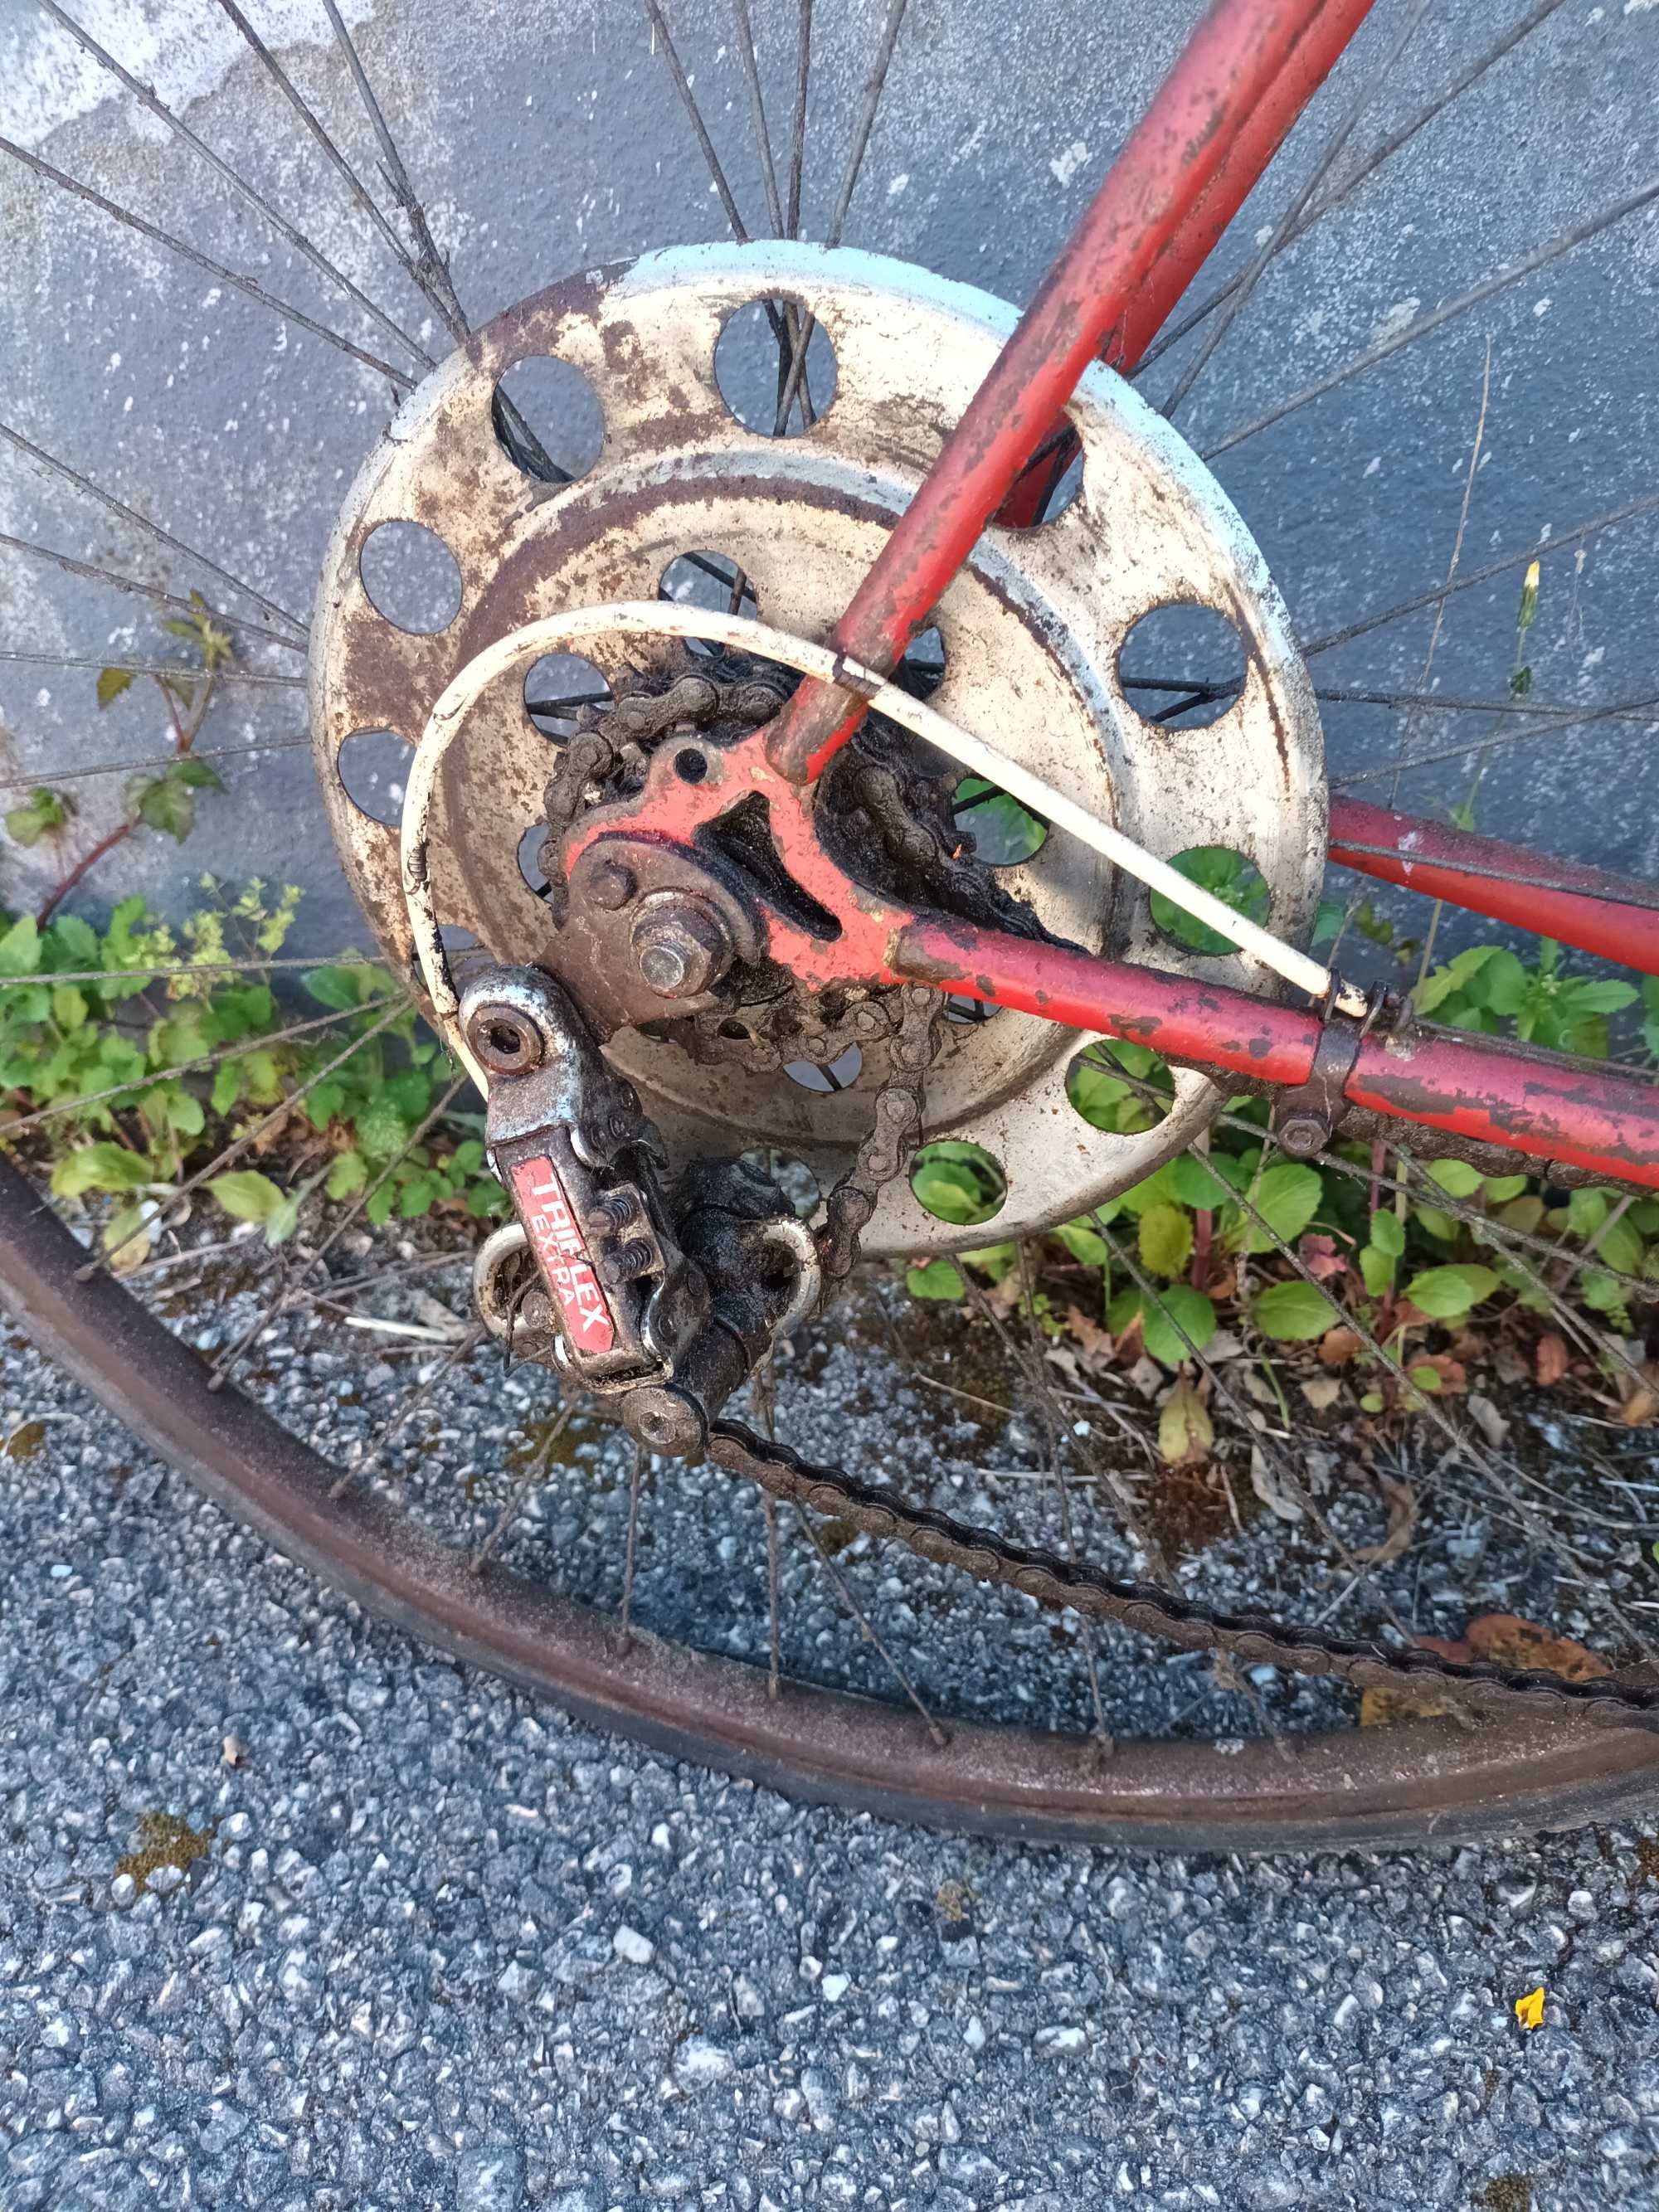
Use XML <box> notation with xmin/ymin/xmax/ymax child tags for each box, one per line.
<box><xmin>508</xmin><ymin>1155</ymin><xmax>615</xmax><ymax>1354</ymax></box>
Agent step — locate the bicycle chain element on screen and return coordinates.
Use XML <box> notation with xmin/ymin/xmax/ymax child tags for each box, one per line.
<box><xmin>706</xmin><ymin>1414</ymin><xmax>1659</xmax><ymax>1735</ymax></box>
<box><xmin>536</xmin><ymin>678</ymin><xmax>1659</xmax><ymax>1728</ymax></box>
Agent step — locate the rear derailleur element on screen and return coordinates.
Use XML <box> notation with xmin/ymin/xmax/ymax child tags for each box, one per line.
<box><xmin>461</xmin><ymin>965</ymin><xmax>821</xmax><ymax>1461</ymax></box>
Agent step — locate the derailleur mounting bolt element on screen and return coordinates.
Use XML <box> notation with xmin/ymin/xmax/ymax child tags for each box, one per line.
<box><xmin>630</xmin><ymin>897</ymin><xmax>732</xmax><ymax>1000</ymax></box>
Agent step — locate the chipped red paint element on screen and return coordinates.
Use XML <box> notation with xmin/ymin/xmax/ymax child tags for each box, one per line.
<box><xmin>896</xmin><ymin>918</ymin><xmax>1659</xmax><ymax>1191</ymax></box>
<box><xmin>1329</xmin><ymin>798</ymin><xmax>1659</xmax><ymax>978</ymax></box>
<box><xmin>764</xmin><ymin>0</ymin><xmax>1377</xmax><ymax>780</ymax></box>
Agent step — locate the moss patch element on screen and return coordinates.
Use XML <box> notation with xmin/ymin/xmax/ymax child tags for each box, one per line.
<box><xmin>115</xmin><ymin>1810</ymin><xmax>217</xmax><ymax>1894</ymax></box>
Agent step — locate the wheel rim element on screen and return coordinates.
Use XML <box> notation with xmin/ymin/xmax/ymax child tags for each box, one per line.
<box><xmin>7</xmin><ymin>1152</ymin><xmax>1659</xmax><ymax>1850</ymax></box>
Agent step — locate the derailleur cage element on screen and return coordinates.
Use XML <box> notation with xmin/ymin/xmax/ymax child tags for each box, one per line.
<box><xmin>462</xmin><ymin>966</ymin><xmax>820</xmax><ymax>1461</ymax></box>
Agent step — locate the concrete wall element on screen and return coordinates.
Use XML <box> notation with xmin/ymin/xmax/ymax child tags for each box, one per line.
<box><xmin>2</xmin><ymin>0</ymin><xmax>1656</xmax><ymax>960</ymax></box>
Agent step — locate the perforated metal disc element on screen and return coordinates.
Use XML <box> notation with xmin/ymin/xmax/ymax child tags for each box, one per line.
<box><xmin>309</xmin><ymin>241</ymin><xmax>1325</xmax><ymax>1253</ymax></box>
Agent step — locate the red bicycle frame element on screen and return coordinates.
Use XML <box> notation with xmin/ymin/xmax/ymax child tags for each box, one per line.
<box><xmin>616</xmin><ymin>0</ymin><xmax>1659</xmax><ymax>1194</ymax></box>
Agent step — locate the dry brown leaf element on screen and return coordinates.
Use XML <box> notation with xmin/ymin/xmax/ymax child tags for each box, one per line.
<box><xmin>1535</xmin><ymin>1332</ymin><xmax>1570</xmax><ymax>1387</ymax></box>
<box><xmin>1299</xmin><ymin>1374</ymin><xmax>1343</xmax><ymax>1414</ymax></box>
<box><xmin>1249</xmin><ymin>1443</ymin><xmax>1304</xmax><ymax>1524</ymax></box>
<box><xmin>1158</xmin><ymin>1377</ymin><xmax>1214</xmax><ymax>1466</ymax></box>
<box><xmin>1462</xmin><ymin>1614</ymin><xmax>1611</xmax><ymax>1681</ymax></box>
<box><xmin>1063</xmin><ymin>1304</ymin><xmax>1114</xmax><ymax>1364</ymax></box>
<box><xmin>1360</xmin><ymin>1683</ymin><xmax>1456</xmax><ymax>1727</ymax></box>
<box><xmin>1495</xmin><ymin>1339</ymin><xmax>1530</xmax><ymax>1387</ymax></box>
<box><xmin>1320</xmin><ymin>1326</ymin><xmax>1362</xmax><ymax>1368</ymax></box>
<box><xmin>1618</xmin><ymin>1360</ymin><xmax>1659</xmax><ymax>1428</ymax></box>
<box><xmin>1354</xmin><ymin>1474</ymin><xmax>1418</xmax><ymax>1567</ymax></box>
<box><xmin>1298</xmin><ymin>1233</ymin><xmax>1346</xmax><ymax>1282</ymax></box>
<box><xmin>1044</xmin><ymin>1343</ymin><xmax>1084</xmax><ymax>1388</ymax></box>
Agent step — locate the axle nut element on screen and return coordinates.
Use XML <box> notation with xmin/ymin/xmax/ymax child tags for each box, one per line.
<box><xmin>630</xmin><ymin>895</ymin><xmax>732</xmax><ymax>1000</ymax></box>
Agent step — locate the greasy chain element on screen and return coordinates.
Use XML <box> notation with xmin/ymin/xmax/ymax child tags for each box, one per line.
<box><xmin>534</xmin><ymin>668</ymin><xmax>1655</xmax><ymax>1728</ymax></box>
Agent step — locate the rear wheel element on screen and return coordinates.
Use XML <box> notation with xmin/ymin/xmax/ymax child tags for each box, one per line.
<box><xmin>2</xmin><ymin>0</ymin><xmax>1658</xmax><ymax>1845</ymax></box>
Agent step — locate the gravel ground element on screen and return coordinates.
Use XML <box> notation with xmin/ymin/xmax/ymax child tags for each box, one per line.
<box><xmin>6</xmin><ymin>1314</ymin><xmax>1659</xmax><ymax>2212</ymax></box>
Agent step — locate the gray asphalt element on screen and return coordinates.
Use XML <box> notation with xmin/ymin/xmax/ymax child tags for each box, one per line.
<box><xmin>5</xmin><ymin>1317</ymin><xmax>1659</xmax><ymax>2212</ymax></box>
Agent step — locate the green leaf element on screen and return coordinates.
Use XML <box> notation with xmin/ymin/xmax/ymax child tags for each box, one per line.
<box><xmin>1140</xmin><ymin>1286</ymin><xmax>1216</xmax><ymax>1369</ymax></box>
<box><xmin>173</xmin><ymin>757</ymin><xmax>226</xmax><ymax>790</ymax></box>
<box><xmin>4</xmin><ymin>786</ymin><xmax>73</xmax><ymax>848</ymax></box>
<box><xmin>304</xmin><ymin>962</ymin><xmax>379</xmax><ymax>1011</ymax></box>
<box><xmin>211</xmin><ymin>1060</ymin><xmax>243</xmax><ymax>1116</ymax></box>
<box><xmin>1469</xmin><ymin>949</ymin><xmax>1528</xmax><ymax>1016</ymax></box>
<box><xmin>96</xmin><ymin>664</ymin><xmax>136</xmax><ymax>708</ymax></box>
<box><xmin>1243</xmin><ymin>1161</ymin><xmax>1323</xmax><ymax>1252</ymax></box>
<box><xmin>1053</xmin><ymin>1218</ymin><xmax>1108</xmax><ymax>1268</ymax></box>
<box><xmin>962</xmin><ymin>1241</ymin><xmax>1019</xmax><ymax>1283</ymax></box>
<box><xmin>907</xmin><ymin>1257</ymin><xmax>965</xmax><ymax>1300</ymax></box>
<box><xmin>51</xmin><ymin>984</ymin><xmax>87</xmax><ymax>1032</ymax></box>
<box><xmin>1408</xmin><ymin>1363</ymin><xmax>1444</xmax><ymax>1392</ymax></box>
<box><xmin>1148</xmin><ymin>845</ymin><xmax>1270</xmax><ymax>958</ymax></box>
<box><xmin>1427</xmin><ymin>1157</ymin><xmax>1485</xmax><ymax>1199</ymax></box>
<box><xmin>1251</xmin><ymin>1279</ymin><xmax>1340</xmax><ymax>1341</ymax></box>
<box><xmin>1403</xmin><ymin>1262</ymin><xmax>1501</xmax><ymax>1320</ymax></box>
<box><xmin>51</xmin><ymin>1141</ymin><xmax>152</xmax><ymax>1198</ymax></box>
<box><xmin>1138</xmin><ymin>1202</ymin><xmax>1193</xmax><ymax>1280</ymax></box>
<box><xmin>129</xmin><ymin>771</ymin><xmax>196</xmax><ymax>843</ymax></box>
<box><xmin>325</xmin><ymin>1150</ymin><xmax>369</xmax><ymax>1202</ymax></box>
<box><xmin>1566</xmin><ymin>1187</ymin><xmax>1610</xmax><ymax>1239</ymax></box>
<box><xmin>1482</xmin><ymin>1173</ymin><xmax>1529</xmax><ymax>1203</ymax></box>
<box><xmin>1598</xmin><ymin>1214</ymin><xmax>1644</xmax><ymax>1279</ymax></box>
<box><xmin>1370</xmin><ymin>1208</ymin><xmax>1405</xmax><ymax>1257</ymax></box>
<box><xmin>50</xmin><ymin>913</ymin><xmax>98</xmax><ymax>966</ymax></box>
<box><xmin>365</xmin><ymin>1181</ymin><xmax>398</xmax><ymax>1228</ymax></box>
<box><xmin>0</xmin><ymin>915</ymin><xmax>41</xmax><ymax>978</ymax></box>
<box><xmin>1359</xmin><ymin>1243</ymin><xmax>1396</xmax><ymax>1298</ymax></box>
<box><xmin>207</xmin><ymin>1169</ymin><xmax>283</xmax><ymax>1223</ymax></box>
<box><xmin>1170</xmin><ymin>1154</ymin><xmax>1234</xmax><ymax>1208</ymax></box>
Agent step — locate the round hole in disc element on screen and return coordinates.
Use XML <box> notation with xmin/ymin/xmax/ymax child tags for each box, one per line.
<box><xmin>952</xmin><ymin>775</ymin><xmax>1047</xmax><ymax>866</ymax></box>
<box><xmin>659</xmin><ymin>548</ymin><xmax>759</xmax><ymax>617</ymax></box>
<box><xmin>674</xmin><ymin>747</ymin><xmax>708</xmax><ymax>785</ymax></box>
<box><xmin>337</xmin><ymin>727</ymin><xmax>414</xmax><ymax>827</ymax></box>
<box><xmin>1150</xmin><ymin>844</ymin><xmax>1269</xmax><ymax>958</ymax></box>
<box><xmin>714</xmin><ymin>298</ymin><xmax>837</xmax><ymax>438</ymax></box>
<box><xmin>910</xmin><ymin>1140</ymin><xmax>1005</xmax><ymax>1228</ymax></box>
<box><xmin>941</xmin><ymin>994</ymin><xmax>1001</xmax><ymax>1027</ymax></box>
<box><xmin>893</xmin><ymin>625</ymin><xmax>946</xmax><ymax>702</ymax></box>
<box><xmin>523</xmin><ymin>653</ymin><xmax>611</xmax><ymax>741</ymax></box>
<box><xmin>784</xmin><ymin>1044</ymin><xmax>863</xmax><ymax>1093</ymax></box>
<box><xmin>1000</xmin><ymin>432</ymin><xmax>1083</xmax><ymax>527</ymax></box>
<box><xmin>493</xmin><ymin>353</ymin><xmax>605</xmax><ymax>481</ymax></box>
<box><xmin>518</xmin><ymin>824</ymin><xmax>551</xmax><ymax>897</ymax></box>
<box><xmin>358</xmin><ymin>519</ymin><xmax>462</xmax><ymax>634</ymax></box>
<box><xmin>1066</xmin><ymin>1039</ymin><xmax>1173</xmax><ymax>1135</ymax></box>
<box><xmin>1118</xmin><ymin>602</ymin><xmax>1248</xmax><ymax>729</ymax></box>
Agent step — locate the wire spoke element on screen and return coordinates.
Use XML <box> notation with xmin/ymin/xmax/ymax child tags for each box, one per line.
<box><xmin>619</xmin><ymin>1443</ymin><xmax>648</xmax><ymax>1643</ymax></box>
<box><xmin>1333</xmin><ymin>689</ymin><xmax>1659</xmax><ymax>789</ymax></box>
<box><xmin>0</xmin><ymin>529</ymin><xmax>308</xmax><ymax>654</ymax></box>
<box><xmin>471</xmin><ymin>1396</ymin><xmax>584</xmax><ymax>1573</ymax></box>
<box><xmin>772</xmin><ymin>0</ymin><xmax>910</xmax><ymax>431</ymax></box>
<box><xmin>33</xmin><ymin>0</ymin><xmax>433</xmax><ymax>372</ymax></box>
<box><xmin>0</xmin><ymin>653</ymin><xmax>302</xmax><ymax>688</ymax></box>
<box><xmin>332</xmin><ymin>1321</ymin><xmax>485</xmax><ymax>1498</ymax></box>
<box><xmin>794</xmin><ymin>1502</ymin><xmax>946</xmax><ymax>1745</ymax></box>
<box><xmin>1302</xmin><ymin>491</ymin><xmax>1659</xmax><ymax>661</ymax></box>
<box><xmin>0</xmin><ymin>951</ymin><xmax>378</xmax><ymax>990</ymax></box>
<box><xmin>316</xmin><ymin>0</ymin><xmax>470</xmax><ymax>338</ymax></box>
<box><xmin>0</xmin><ymin>422</ymin><xmax>306</xmax><ymax>639</ymax></box>
<box><xmin>786</xmin><ymin>0</ymin><xmax>813</xmax><ymax>237</ymax></box>
<box><xmin>1160</xmin><ymin>0</ymin><xmax>1433</xmax><ymax>424</ymax></box>
<box><xmin>1204</xmin><ymin>171</ymin><xmax>1659</xmax><ymax>463</ymax></box>
<box><xmin>732</xmin><ymin>0</ymin><xmax>786</xmax><ymax>233</ymax></box>
<box><xmin>0</xmin><ymin>734</ymin><xmax>309</xmax><ymax>796</ymax></box>
<box><xmin>1136</xmin><ymin>0</ymin><xmax>1572</xmax><ymax>374</ymax></box>
<box><xmin>0</xmin><ymin>134</ymin><xmax>412</xmax><ymax>391</ymax></box>
<box><xmin>1316</xmin><ymin>683</ymin><xmax>1658</xmax><ymax>721</ymax></box>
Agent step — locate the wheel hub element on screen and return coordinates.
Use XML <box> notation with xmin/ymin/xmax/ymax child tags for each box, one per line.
<box><xmin>309</xmin><ymin>241</ymin><xmax>1325</xmax><ymax>1252</ymax></box>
